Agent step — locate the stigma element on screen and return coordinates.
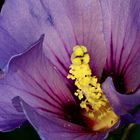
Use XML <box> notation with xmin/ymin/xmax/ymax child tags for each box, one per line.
<box><xmin>67</xmin><ymin>45</ymin><xmax>119</xmax><ymax>132</ymax></box>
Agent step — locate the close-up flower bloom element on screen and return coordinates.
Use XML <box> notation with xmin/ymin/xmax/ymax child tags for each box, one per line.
<box><xmin>0</xmin><ymin>0</ymin><xmax>140</xmax><ymax>140</ymax></box>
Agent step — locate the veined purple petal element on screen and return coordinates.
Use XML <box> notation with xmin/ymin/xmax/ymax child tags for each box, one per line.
<box><xmin>0</xmin><ymin>36</ymin><xmax>75</xmax><ymax>121</ymax></box>
<box><xmin>60</xmin><ymin>0</ymin><xmax>107</xmax><ymax>78</ymax></box>
<box><xmin>102</xmin><ymin>77</ymin><xmax>140</xmax><ymax>116</ymax></box>
<box><xmin>1</xmin><ymin>0</ymin><xmax>107</xmax><ymax>78</ymax></box>
<box><xmin>17</xmin><ymin>97</ymin><xmax>107</xmax><ymax>140</ymax></box>
<box><xmin>100</xmin><ymin>0</ymin><xmax>140</xmax><ymax>92</ymax></box>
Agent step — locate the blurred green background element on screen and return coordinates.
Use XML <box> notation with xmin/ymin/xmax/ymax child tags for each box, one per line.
<box><xmin>0</xmin><ymin>0</ymin><xmax>140</xmax><ymax>140</ymax></box>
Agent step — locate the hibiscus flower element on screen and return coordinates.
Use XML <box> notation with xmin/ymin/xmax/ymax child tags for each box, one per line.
<box><xmin>0</xmin><ymin>0</ymin><xmax>139</xmax><ymax>140</ymax></box>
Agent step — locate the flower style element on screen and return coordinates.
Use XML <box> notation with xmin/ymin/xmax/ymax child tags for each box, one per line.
<box><xmin>0</xmin><ymin>0</ymin><xmax>140</xmax><ymax>140</ymax></box>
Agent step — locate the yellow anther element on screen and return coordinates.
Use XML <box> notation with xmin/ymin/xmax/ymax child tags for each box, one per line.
<box><xmin>88</xmin><ymin>112</ymin><xmax>94</xmax><ymax>118</ymax></box>
<box><xmin>74</xmin><ymin>92</ymin><xmax>79</xmax><ymax>96</ymax></box>
<box><xmin>71</xmin><ymin>57</ymin><xmax>82</xmax><ymax>65</ymax></box>
<box><xmin>82</xmin><ymin>54</ymin><xmax>90</xmax><ymax>64</ymax></box>
<box><xmin>73</xmin><ymin>46</ymin><xmax>85</xmax><ymax>56</ymax></box>
<box><xmin>73</xmin><ymin>45</ymin><xmax>87</xmax><ymax>54</ymax></box>
<box><xmin>80</xmin><ymin>101</ymin><xmax>89</xmax><ymax>111</ymax></box>
<box><xmin>67</xmin><ymin>45</ymin><xmax>119</xmax><ymax>132</ymax></box>
<box><xmin>78</xmin><ymin>93</ymin><xmax>84</xmax><ymax>100</ymax></box>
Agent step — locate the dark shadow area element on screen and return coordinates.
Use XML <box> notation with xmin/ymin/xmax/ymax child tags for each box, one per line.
<box><xmin>0</xmin><ymin>123</ymin><xmax>41</xmax><ymax>140</ymax></box>
<box><xmin>101</xmin><ymin>70</ymin><xmax>126</xmax><ymax>94</ymax></box>
<box><xmin>0</xmin><ymin>0</ymin><xmax>5</xmax><ymax>12</ymax></box>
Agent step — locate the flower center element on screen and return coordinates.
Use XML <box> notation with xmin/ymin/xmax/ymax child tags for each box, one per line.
<box><xmin>67</xmin><ymin>46</ymin><xmax>119</xmax><ymax>132</ymax></box>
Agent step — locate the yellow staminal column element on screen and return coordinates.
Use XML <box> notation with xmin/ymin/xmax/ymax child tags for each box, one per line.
<box><xmin>67</xmin><ymin>45</ymin><xmax>119</xmax><ymax>132</ymax></box>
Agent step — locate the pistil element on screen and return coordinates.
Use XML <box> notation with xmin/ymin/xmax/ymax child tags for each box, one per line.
<box><xmin>67</xmin><ymin>45</ymin><xmax>119</xmax><ymax>132</ymax></box>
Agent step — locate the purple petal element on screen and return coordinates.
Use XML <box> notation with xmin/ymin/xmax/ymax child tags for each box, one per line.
<box><xmin>0</xmin><ymin>102</ymin><xmax>25</xmax><ymax>132</ymax></box>
<box><xmin>0</xmin><ymin>35</ymin><xmax>75</xmax><ymax>120</ymax></box>
<box><xmin>0</xmin><ymin>0</ymin><xmax>41</xmax><ymax>69</ymax></box>
<box><xmin>17</xmin><ymin>97</ymin><xmax>107</xmax><ymax>140</ymax></box>
<box><xmin>100</xmin><ymin>0</ymin><xmax>140</xmax><ymax>92</ymax></box>
<box><xmin>1</xmin><ymin>0</ymin><xmax>107</xmax><ymax>78</ymax></box>
<box><xmin>102</xmin><ymin>77</ymin><xmax>140</xmax><ymax>116</ymax></box>
<box><xmin>0</xmin><ymin>27</ymin><xmax>24</xmax><ymax>69</ymax></box>
<box><xmin>133</xmin><ymin>110</ymin><xmax>140</xmax><ymax>124</ymax></box>
<box><xmin>0</xmin><ymin>0</ymin><xmax>42</xmax><ymax>46</ymax></box>
<box><xmin>60</xmin><ymin>0</ymin><xmax>107</xmax><ymax>78</ymax></box>
<box><xmin>0</xmin><ymin>73</ymin><xmax>26</xmax><ymax>131</ymax></box>
<box><xmin>120</xmin><ymin>114</ymin><xmax>135</xmax><ymax>125</ymax></box>
<box><xmin>0</xmin><ymin>0</ymin><xmax>43</xmax><ymax>69</ymax></box>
